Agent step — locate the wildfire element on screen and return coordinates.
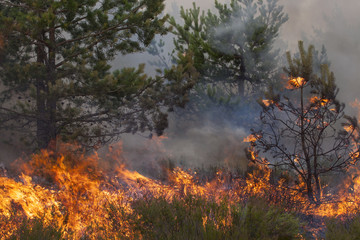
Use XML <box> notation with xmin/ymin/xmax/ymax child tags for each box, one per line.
<box><xmin>243</xmin><ymin>134</ymin><xmax>257</xmax><ymax>143</ymax></box>
<box><xmin>262</xmin><ymin>99</ymin><xmax>274</xmax><ymax>107</ymax></box>
<box><xmin>1</xmin><ymin>135</ymin><xmax>360</xmax><ymax>239</ymax></box>
<box><xmin>310</xmin><ymin>96</ymin><xmax>330</xmax><ymax>106</ymax></box>
<box><xmin>286</xmin><ymin>77</ymin><xmax>306</xmax><ymax>89</ymax></box>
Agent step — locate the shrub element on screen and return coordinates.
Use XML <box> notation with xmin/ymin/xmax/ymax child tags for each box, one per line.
<box><xmin>325</xmin><ymin>214</ymin><xmax>360</xmax><ymax>240</ymax></box>
<box><xmin>7</xmin><ymin>218</ymin><xmax>64</xmax><ymax>240</ymax></box>
<box><xmin>230</xmin><ymin>198</ymin><xmax>302</xmax><ymax>239</ymax></box>
<box><xmin>131</xmin><ymin>196</ymin><xmax>302</xmax><ymax>240</ymax></box>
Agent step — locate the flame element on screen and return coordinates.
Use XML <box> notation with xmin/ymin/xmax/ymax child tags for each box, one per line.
<box><xmin>286</xmin><ymin>77</ymin><xmax>306</xmax><ymax>89</ymax></box>
<box><xmin>262</xmin><ymin>99</ymin><xmax>274</xmax><ymax>107</ymax></box>
<box><xmin>351</xmin><ymin>98</ymin><xmax>360</xmax><ymax>120</ymax></box>
<box><xmin>310</xmin><ymin>96</ymin><xmax>330</xmax><ymax>106</ymax></box>
<box><xmin>243</xmin><ymin>134</ymin><xmax>257</xmax><ymax>143</ymax></box>
<box><xmin>1</xmin><ymin>134</ymin><xmax>360</xmax><ymax>238</ymax></box>
<box><xmin>344</xmin><ymin>125</ymin><xmax>354</xmax><ymax>133</ymax></box>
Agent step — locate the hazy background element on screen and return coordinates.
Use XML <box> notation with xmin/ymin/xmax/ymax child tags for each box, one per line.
<box><xmin>116</xmin><ymin>0</ymin><xmax>360</xmax><ymax>104</ymax></box>
<box><xmin>114</xmin><ymin>0</ymin><xmax>360</xmax><ymax>174</ymax></box>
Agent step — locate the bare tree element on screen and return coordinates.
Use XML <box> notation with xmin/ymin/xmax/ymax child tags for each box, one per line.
<box><xmin>248</xmin><ymin>41</ymin><xmax>360</xmax><ymax>203</ymax></box>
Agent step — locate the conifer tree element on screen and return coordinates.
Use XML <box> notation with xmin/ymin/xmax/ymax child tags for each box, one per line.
<box><xmin>170</xmin><ymin>0</ymin><xmax>288</xmax><ymax>102</ymax></box>
<box><xmin>0</xmin><ymin>0</ymin><xmax>197</xmax><ymax>149</ymax></box>
<box><xmin>248</xmin><ymin>41</ymin><xmax>360</xmax><ymax>203</ymax></box>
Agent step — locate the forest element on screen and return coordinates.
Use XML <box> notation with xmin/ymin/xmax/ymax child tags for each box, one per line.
<box><xmin>1</xmin><ymin>0</ymin><xmax>360</xmax><ymax>239</ymax></box>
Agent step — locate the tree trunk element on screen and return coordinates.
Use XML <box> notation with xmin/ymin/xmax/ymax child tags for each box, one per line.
<box><xmin>47</xmin><ymin>26</ymin><xmax>57</xmax><ymax>151</ymax></box>
<box><xmin>238</xmin><ymin>79</ymin><xmax>245</xmax><ymax>98</ymax></box>
<box><xmin>36</xmin><ymin>83</ymin><xmax>57</xmax><ymax>149</ymax></box>
<box><xmin>36</xmin><ymin>26</ymin><xmax>57</xmax><ymax>150</ymax></box>
<box><xmin>313</xmin><ymin>148</ymin><xmax>321</xmax><ymax>203</ymax></box>
<box><xmin>314</xmin><ymin>173</ymin><xmax>321</xmax><ymax>203</ymax></box>
<box><xmin>36</xmin><ymin>34</ymin><xmax>50</xmax><ymax>149</ymax></box>
<box><xmin>306</xmin><ymin>176</ymin><xmax>315</xmax><ymax>203</ymax></box>
<box><xmin>300</xmin><ymin>85</ymin><xmax>315</xmax><ymax>203</ymax></box>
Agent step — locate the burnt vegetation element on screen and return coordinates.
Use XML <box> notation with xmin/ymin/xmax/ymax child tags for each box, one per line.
<box><xmin>249</xmin><ymin>41</ymin><xmax>360</xmax><ymax>203</ymax></box>
<box><xmin>1</xmin><ymin>0</ymin><xmax>360</xmax><ymax>239</ymax></box>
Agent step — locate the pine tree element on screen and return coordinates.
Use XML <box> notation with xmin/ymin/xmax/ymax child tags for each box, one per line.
<box><xmin>170</xmin><ymin>0</ymin><xmax>288</xmax><ymax>101</ymax></box>
<box><xmin>248</xmin><ymin>41</ymin><xmax>360</xmax><ymax>203</ymax></box>
<box><xmin>0</xmin><ymin>0</ymin><xmax>197</xmax><ymax>150</ymax></box>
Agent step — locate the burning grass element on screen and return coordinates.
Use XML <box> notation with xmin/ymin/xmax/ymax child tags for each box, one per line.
<box><xmin>1</xmin><ymin>141</ymin><xmax>360</xmax><ymax>239</ymax></box>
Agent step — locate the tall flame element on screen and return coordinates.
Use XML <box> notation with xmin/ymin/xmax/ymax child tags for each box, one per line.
<box><xmin>1</xmin><ymin>128</ymin><xmax>360</xmax><ymax>238</ymax></box>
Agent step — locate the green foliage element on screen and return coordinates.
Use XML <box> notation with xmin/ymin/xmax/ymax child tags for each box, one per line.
<box><xmin>325</xmin><ymin>214</ymin><xmax>360</xmax><ymax>240</ymax></box>
<box><xmin>230</xmin><ymin>198</ymin><xmax>302</xmax><ymax>240</ymax></box>
<box><xmin>170</xmin><ymin>0</ymin><xmax>288</xmax><ymax>102</ymax></box>
<box><xmin>131</xmin><ymin>195</ymin><xmax>302</xmax><ymax>240</ymax></box>
<box><xmin>0</xmin><ymin>0</ymin><xmax>197</xmax><ymax>150</ymax></box>
<box><xmin>7</xmin><ymin>218</ymin><xmax>64</xmax><ymax>240</ymax></box>
<box><xmin>165</xmin><ymin>0</ymin><xmax>288</xmax><ymax>128</ymax></box>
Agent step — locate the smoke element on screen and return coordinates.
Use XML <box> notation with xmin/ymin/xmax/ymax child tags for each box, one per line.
<box><xmin>116</xmin><ymin>122</ymin><xmax>249</xmax><ymax>178</ymax></box>
<box><xmin>278</xmin><ymin>0</ymin><xmax>360</xmax><ymax>113</ymax></box>
<box><xmin>4</xmin><ymin>0</ymin><xmax>360</xmax><ymax>173</ymax></box>
<box><xmin>164</xmin><ymin>0</ymin><xmax>360</xmax><ymax>109</ymax></box>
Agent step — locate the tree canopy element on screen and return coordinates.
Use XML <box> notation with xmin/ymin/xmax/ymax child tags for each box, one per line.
<box><xmin>0</xmin><ymin>0</ymin><xmax>197</xmax><ymax>150</ymax></box>
<box><xmin>170</xmin><ymin>0</ymin><xmax>288</xmax><ymax>102</ymax></box>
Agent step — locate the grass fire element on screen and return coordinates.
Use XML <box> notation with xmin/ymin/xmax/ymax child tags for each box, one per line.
<box><xmin>2</xmin><ymin>133</ymin><xmax>360</xmax><ymax>239</ymax></box>
<box><xmin>1</xmin><ymin>0</ymin><xmax>360</xmax><ymax>239</ymax></box>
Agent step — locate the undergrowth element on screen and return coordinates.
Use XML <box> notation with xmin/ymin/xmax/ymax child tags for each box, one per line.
<box><xmin>5</xmin><ymin>196</ymin><xmax>303</xmax><ymax>240</ymax></box>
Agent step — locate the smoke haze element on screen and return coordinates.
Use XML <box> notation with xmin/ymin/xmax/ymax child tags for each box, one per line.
<box><xmin>108</xmin><ymin>0</ymin><xmax>360</xmax><ymax>173</ymax></box>
<box><xmin>163</xmin><ymin>0</ymin><xmax>360</xmax><ymax>106</ymax></box>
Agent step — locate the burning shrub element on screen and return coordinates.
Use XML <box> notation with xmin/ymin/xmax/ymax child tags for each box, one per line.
<box><xmin>4</xmin><ymin>140</ymin><xmax>360</xmax><ymax>238</ymax></box>
<box><xmin>249</xmin><ymin>41</ymin><xmax>360</xmax><ymax>203</ymax></box>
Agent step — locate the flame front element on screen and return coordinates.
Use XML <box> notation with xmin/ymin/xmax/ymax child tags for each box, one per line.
<box><xmin>2</xmin><ymin>133</ymin><xmax>360</xmax><ymax>238</ymax></box>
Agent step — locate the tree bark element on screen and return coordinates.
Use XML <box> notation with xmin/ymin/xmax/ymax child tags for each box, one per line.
<box><xmin>306</xmin><ymin>176</ymin><xmax>315</xmax><ymax>203</ymax></box>
<box><xmin>36</xmin><ymin>25</ymin><xmax>57</xmax><ymax>150</ymax></box>
<box><xmin>313</xmin><ymin>147</ymin><xmax>321</xmax><ymax>203</ymax></box>
<box><xmin>300</xmin><ymin>85</ymin><xmax>315</xmax><ymax>203</ymax></box>
<box><xmin>314</xmin><ymin>173</ymin><xmax>321</xmax><ymax>203</ymax></box>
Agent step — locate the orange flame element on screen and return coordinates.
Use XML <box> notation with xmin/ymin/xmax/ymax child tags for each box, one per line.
<box><xmin>1</xmin><ymin>134</ymin><xmax>360</xmax><ymax>238</ymax></box>
<box><xmin>243</xmin><ymin>134</ymin><xmax>257</xmax><ymax>143</ymax></box>
<box><xmin>310</xmin><ymin>96</ymin><xmax>330</xmax><ymax>106</ymax></box>
<box><xmin>262</xmin><ymin>99</ymin><xmax>274</xmax><ymax>107</ymax></box>
<box><xmin>286</xmin><ymin>77</ymin><xmax>306</xmax><ymax>89</ymax></box>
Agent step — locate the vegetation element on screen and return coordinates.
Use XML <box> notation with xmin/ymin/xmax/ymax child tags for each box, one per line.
<box><xmin>325</xmin><ymin>214</ymin><xmax>360</xmax><ymax>240</ymax></box>
<box><xmin>0</xmin><ymin>0</ymin><xmax>197</xmax><ymax>150</ymax></box>
<box><xmin>6</xmin><ymin>196</ymin><xmax>302</xmax><ymax>240</ymax></box>
<box><xmin>2</xmin><ymin>0</ymin><xmax>360</xmax><ymax>239</ymax></box>
<box><xmin>132</xmin><ymin>196</ymin><xmax>301</xmax><ymax>240</ymax></box>
<box><xmin>249</xmin><ymin>41</ymin><xmax>360</xmax><ymax>203</ymax></box>
<box><xmin>7</xmin><ymin>218</ymin><xmax>64</xmax><ymax>240</ymax></box>
<box><xmin>169</xmin><ymin>0</ymin><xmax>288</xmax><ymax>106</ymax></box>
